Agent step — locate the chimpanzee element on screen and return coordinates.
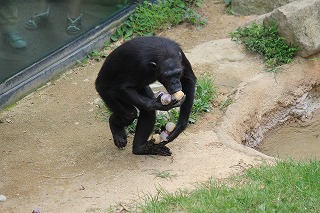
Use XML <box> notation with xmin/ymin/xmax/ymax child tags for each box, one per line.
<box><xmin>95</xmin><ymin>36</ymin><xmax>196</xmax><ymax>156</ymax></box>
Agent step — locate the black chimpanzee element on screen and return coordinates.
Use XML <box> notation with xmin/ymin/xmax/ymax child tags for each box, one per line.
<box><xmin>95</xmin><ymin>36</ymin><xmax>196</xmax><ymax>156</ymax></box>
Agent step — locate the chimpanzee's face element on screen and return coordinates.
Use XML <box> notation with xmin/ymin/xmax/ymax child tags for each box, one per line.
<box><xmin>151</xmin><ymin>52</ymin><xmax>183</xmax><ymax>94</ymax></box>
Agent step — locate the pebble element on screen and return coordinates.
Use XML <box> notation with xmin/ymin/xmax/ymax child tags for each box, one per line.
<box><xmin>0</xmin><ymin>194</ymin><xmax>7</xmax><ymax>202</ymax></box>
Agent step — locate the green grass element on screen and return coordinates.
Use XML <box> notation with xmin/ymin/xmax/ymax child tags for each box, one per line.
<box><xmin>111</xmin><ymin>0</ymin><xmax>206</xmax><ymax>41</ymax></box>
<box><xmin>137</xmin><ymin>160</ymin><xmax>320</xmax><ymax>212</ymax></box>
<box><xmin>219</xmin><ymin>97</ymin><xmax>233</xmax><ymax>111</ymax></box>
<box><xmin>189</xmin><ymin>74</ymin><xmax>217</xmax><ymax>123</ymax></box>
<box><xmin>152</xmin><ymin>170</ymin><xmax>177</xmax><ymax>179</ymax></box>
<box><xmin>125</xmin><ymin>74</ymin><xmax>217</xmax><ymax>134</ymax></box>
<box><xmin>229</xmin><ymin>22</ymin><xmax>299</xmax><ymax>69</ymax></box>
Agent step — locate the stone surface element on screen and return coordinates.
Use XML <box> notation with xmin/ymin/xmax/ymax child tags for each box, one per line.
<box><xmin>264</xmin><ymin>0</ymin><xmax>320</xmax><ymax>57</ymax></box>
<box><xmin>231</xmin><ymin>0</ymin><xmax>298</xmax><ymax>15</ymax></box>
<box><xmin>0</xmin><ymin>194</ymin><xmax>7</xmax><ymax>202</ymax></box>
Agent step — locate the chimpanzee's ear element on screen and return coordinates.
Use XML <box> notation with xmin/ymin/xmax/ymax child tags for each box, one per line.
<box><xmin>150</xmin><ymin>62</ymin><xmax>157</xmax><ymax>70</ymax></box>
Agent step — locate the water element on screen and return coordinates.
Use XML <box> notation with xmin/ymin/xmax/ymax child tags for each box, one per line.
<box><xmin>258</xmin><ymin>109</ymin><xmax>320</xmax><ymax>160</ymax></box>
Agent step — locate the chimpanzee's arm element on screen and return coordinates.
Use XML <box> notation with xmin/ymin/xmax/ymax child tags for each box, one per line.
<box><xmin>167</xmin><ymin>52</ymin><xmax>196</xmax><ymax>142</ymax></box>
<box><xmin>116</xmin><ymin>86</ymin><xmax>181</xmax><ymax>112</ymax></box>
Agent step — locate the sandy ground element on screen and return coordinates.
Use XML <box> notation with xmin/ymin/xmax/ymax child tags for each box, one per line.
<box><xmin>1</xmin><ymin>1</ymin><xmax>320</xmax><ymax>212</ymax></box>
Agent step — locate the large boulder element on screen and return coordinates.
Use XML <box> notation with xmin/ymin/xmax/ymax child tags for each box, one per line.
<box><xmin>264</xmin><ymin>0</ymin><xmax>320</xmax><ymax>57</ymax></box>
<box><xmin>231</xmin><ymin>0</ymin><xmax>298</xmax><ymax>15</ymax></box>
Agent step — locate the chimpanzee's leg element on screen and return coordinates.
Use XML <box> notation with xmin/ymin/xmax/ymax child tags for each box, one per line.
<box><xmin>109</xmin><ymin>110</ymin><xmax>136</xmax><ymax>149</ymax></box>
<box><xmin>132</xmin><ymin>86</ymin><xmax>172</xmax><ymax>156</ymax></box>
<box><xmin>98</xmin><ymin>89</ymin><xmax>137</xmax><ymax>148</ymax></box>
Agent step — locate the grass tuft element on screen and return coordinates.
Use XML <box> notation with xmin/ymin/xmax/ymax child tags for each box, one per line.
<box><xmin>111</xmin><ymin>0</ymin><xmax>206</xmax><ymax>41</ymax></box>
<box><xmin>125</xmin><ymin>74</ymin><xmax>217</xmax><ymax>134</ymax></box>
<box><xmin>229</xmin><ymin>22</ymin><xmax>299</xmax><ymax>69</ymax></box>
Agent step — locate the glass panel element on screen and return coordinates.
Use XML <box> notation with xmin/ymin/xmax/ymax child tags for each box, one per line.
<box><xmin>0</xmin><ymin>0</ymin><xmax>133</xmax><ymax>84</ymax></box>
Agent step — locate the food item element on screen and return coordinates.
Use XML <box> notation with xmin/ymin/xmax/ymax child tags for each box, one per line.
<box><xmin>172</xmin><ymin>91</ymin><xmax>184</xmax><ymax>101</ymax></box>
<box><xmin>160</xmin><ymin>93</ymin><xmax>172</xmax><ymax>105</ymax></box>
<box><xmin>165</xmin><ymin>122</ymin><xmax>176</xmax><ymax>132</ymax></box>
<box><xmin>151</xmin><ymin>134</ymin><xmax>162</xmax><ymax>144</ymax></box>
<box><xmin>160</xmin><ymin>130</ymin><xmax>169</xmax><ymax>141</ymax></box>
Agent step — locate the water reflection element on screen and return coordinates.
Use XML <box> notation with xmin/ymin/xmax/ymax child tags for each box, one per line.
<box><xmin>25</xmin><ymin>0</ymin><xmax>82</xmax><ymax>34</ymax></box>
<box><xmin>0</xmin><ymin>0</ymin><xmax>132</xmax><ymax>83</ymax></box>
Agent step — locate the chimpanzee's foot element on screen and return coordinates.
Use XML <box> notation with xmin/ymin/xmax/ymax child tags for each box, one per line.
<box><xmin>111</xmin><ymin>126</ymin><xmax>128</xmax><ymax>149</ymax></box>
<box><xmin>132</xmin><ymin>140</ymin><xmax>172</xmax><ymax>156</ymax></box>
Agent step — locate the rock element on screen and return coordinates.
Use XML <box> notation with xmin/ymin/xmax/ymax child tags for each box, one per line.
<box><xmin>264</xmin><ymin>0</ymin><xmax>320</xmax><ymax>57</ymax></box>
<box><xmin>32</xmin><ymin>208</ymin><xmax>43</xmax><ymax>213</ymax></box>
<box><xmin>231</xmin><ymin>0</ymin><xmax>298</xmax><ymax>15</ymax></box>
<box><xmin>0</xmin><ymin>194</ymin><xmax>6</xmax><ymax>202</ymax></box>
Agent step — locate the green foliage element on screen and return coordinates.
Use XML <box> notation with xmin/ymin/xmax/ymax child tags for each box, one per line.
<box><xmin>224</xmin><ymin>0</ymin><xmax>232</xmax><ymax>6</ymax></box>
<box><xmin>126</xmin><ymin>118</ymin><xmax>138</xmax><ymax>134</ymax></box>
<box><xmin>223</xmin><ymin>0</ymin><xmax>234</xmax><ymax>15</ymax></box>
<box><xmin>219</xmin><ymin>97</ymin><xmax>233</xmax><ymax>110</ymax></box>
<box><xmin>229</xmin><ymin>22</ymin><xmax>299</xmax><ymax>68</ymax></box>
<box><xmin>111</xmin><ymin>0</ymin><xmax>206</xmax><ymax>41</ymax></box>
<box><xmin>189</xmin><ymin>74</ymin><xmax>216</xmax><ymax>123</ymax></box>
<box><xmin>185</xmin><ymin>0</ymin><xmax>204</xmax><ymax>7</ymax></box>
<box><xmin>125</xmin><ymin>75</ymin><xmax>216</xmax><ymax>134</ymax></box>
<box><xmin>152</xmin><ymin>170</ymin><xmax>177</xmax><ymax>179</ymax></box>
<box><xmin>87</xmin><ymin>50</ymin><xmax>107</xmax><ymax>61</ymax></box>
<box><xmin>138</xmin><ymin>160</ymin><xmax>320</xmax><ymax>212</ymax></box>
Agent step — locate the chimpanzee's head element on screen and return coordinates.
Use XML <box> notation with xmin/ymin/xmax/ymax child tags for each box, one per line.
<box><xmin>150</xmin><ymin>51</ymin><xmax>183</xmax><ymax>95</ymax></box>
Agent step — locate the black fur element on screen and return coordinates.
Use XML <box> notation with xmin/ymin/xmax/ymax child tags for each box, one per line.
<box><xmin>95</xmin><ymin>36</ymin><xmax>196</xmax><ymax>156</ymax></box>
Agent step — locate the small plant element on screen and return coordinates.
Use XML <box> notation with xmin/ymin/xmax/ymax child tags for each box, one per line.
<box><xmin>111</xmin><ymin>0</ymin><xmax>206</xmax><ymax>41</ymax></box>
<box><xmin>95</xmin><ymin>101</ymin><xmax>110</xmax><ymax>122</ymax></box>
<box><xmin>185</xmin><ymin>0</ymin><xmax>204</xmax><ymax>7</ymax></box>
<box><xmin>219</xmin><ymin>97</ymin><xmax>233</xmax><ymax>110</ymax></box>
<box><xmin>125</xmin><ymin>75</ymin><xmax>216</xmax><ymax>134</ymax></box>
<box><xmin>87</xmin><ymin>50</ymin><xmax>107</xmax><ymax>61</ymax></box>
<box><xmin>189</xmin><ymin>74</ymin><xmax>216</xmax><ymax>123</ymax></box>
<box><xmin>153</xmin><ymin>170</ymin><xmax>177</xmax><ymax>179</ymax></box>
<box><xmin>223</xmin><ymin>0</ymin><xmax>234</xmax><ymax>15</ymax></box>
<box><xmin>229</xmin><ymin>22</ymin><xmax>299</xmax><ymax>68</ymax></box>
<box><xmin>224</xmin><ymin>0</ymin><xmax>232</xmax><ymax>5</ymax></box>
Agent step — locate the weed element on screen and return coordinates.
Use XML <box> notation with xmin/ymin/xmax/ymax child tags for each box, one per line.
<box><xmin>153</xmin><ymin>170</ymin><xmax>177</xmax><ymax>179</ymax></box>
<box><xmin>309</xmin><ymin>57</ymin><xmax>320</xmax><ymax>61</ymax></box>
<box><xmin>185</xmin><ymin>0</ymin><xmax>204</xmax><ymax>7</ymax></box>
<box><xmin>111</xmin><ymin>0</ymin><xmax>206</xmax><ymax>41</ymax></box>
<box><xmin>229</xmin><ymin>22</ymin><xmax>299</xmax><ymax>68</ymax></box>
<box><xmin>225</xmin><ymin>6</ymin><xmax>235</xmax><ymax>15</ymax></box>
<box><xmin>224</xmin><ymin>0</ymin><xmax>232</xmax><ymax>6</ymax></box>
<box><xmin>87</xmin><ymin>50</ymin><xmax>107</xmax><ymax>61</ymax></box>
<box><xmin>95</xmin><ymin>102</ymin><xmax>110</xmax><ymax>122</ymax></box>
<box><xmin>189</xmin><ymin>74</ymin><xmax>217</xmax><ymax>123</ymax></box>
<box><xmin>265</xmin><ymin>66</ymin><xmax>282</xmax><ymax>74</ymax></box>
<box><xmin>219</xmin><ymin>97</ymin><xmax>233</xmax><ymax>110</ymax></box>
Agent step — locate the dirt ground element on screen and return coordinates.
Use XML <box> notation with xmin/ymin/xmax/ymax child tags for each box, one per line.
<box><xmin>1</xmin><ymin>1</ymin><xmax>319</xmax><ymax>212</ymax></box>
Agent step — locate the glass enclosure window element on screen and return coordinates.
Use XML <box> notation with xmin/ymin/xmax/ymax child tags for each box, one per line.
<box><xmin>0</xmin><ymin>0</ymin><xmax>133</xmax><ymax>84</ymax></box>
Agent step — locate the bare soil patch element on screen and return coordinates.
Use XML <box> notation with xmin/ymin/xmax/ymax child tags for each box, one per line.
<box><xmin>1</xmin><ymin>1</ymin><xmax>319</xmax><ymax>213</ymax></box>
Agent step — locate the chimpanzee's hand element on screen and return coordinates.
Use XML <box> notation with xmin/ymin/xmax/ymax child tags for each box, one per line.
<box><xmin>166</xmin><ymin>122</ymin><xmax>187</xmax><ymax>142</ymax></box>
<box><xmin>152</xmin><ymin>93</ymin><xmax>186</xmax><ymax>111</ymax></box>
